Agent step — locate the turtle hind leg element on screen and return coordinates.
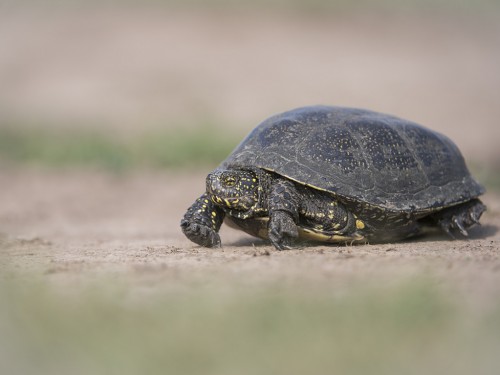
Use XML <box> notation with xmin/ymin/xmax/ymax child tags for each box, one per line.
<box><xmin>431</xmin><ymin>199</ymin><xmax>486</xmax><ymax>238</ymax></box>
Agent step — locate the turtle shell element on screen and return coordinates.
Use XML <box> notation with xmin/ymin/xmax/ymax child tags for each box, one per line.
<box><xmin>220</xmin><ymin>106</ymin><xmax>484</xmax><ymax>212</ymax></box>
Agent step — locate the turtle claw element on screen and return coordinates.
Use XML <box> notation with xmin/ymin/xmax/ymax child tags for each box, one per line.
<box><xmin>439</xmin><ymin>221</ymin><xmax>456</xmax><ymax>239</ymax></box>
<box><xmin>435</xmin><ymin>199</ymin><xmax>485</xmax><ymax>239</ymax></box>
<box><xmin>438</xmin><ymin>215</ymin><xmax>466</xmax><ymax>239</ymax></box>
<box><xmin>468</xmin><ymin>211</ymin><xmax>481</xmax><ymax>225</ymax></box>
<box><xmin>181</xmin><ymin>220</ymin><xmax>221</xmax><ymax>248</ymax></box>
<box><xmin>453</xmin><ymin>217</ymin><xmax>469</xmax><ymax>237</ymax></box>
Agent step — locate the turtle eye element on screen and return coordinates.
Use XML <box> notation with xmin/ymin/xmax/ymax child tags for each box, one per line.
<box><xmin>223</xmin><ymin>175</ymin><xmax>237</xmax><ymax>187</ymax></box>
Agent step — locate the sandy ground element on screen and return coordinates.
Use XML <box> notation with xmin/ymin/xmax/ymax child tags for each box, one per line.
<box><xmin>1</xmin><ymin>168</ymin><xmax>499</xmax><ymax>311</ymax></box>
<box><xmin>1</xmin><ymin>7</ymin><xmax>500</xmax><ymax>311</ymax></box>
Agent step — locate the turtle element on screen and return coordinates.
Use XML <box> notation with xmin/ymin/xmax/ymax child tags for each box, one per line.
<box><xmin>181</xmin><ymin>105</ymin><xmax>486</xmax><ymax>250</ymax></box>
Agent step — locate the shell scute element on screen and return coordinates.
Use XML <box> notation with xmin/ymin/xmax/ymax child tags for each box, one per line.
<box><xmin>221</xmin><ymin>106</ymin><xmax>484</xmax><ymax>212</ymax></box>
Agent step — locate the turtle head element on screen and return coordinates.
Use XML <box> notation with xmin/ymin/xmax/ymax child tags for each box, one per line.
<box><xmin>206</xmin><ymin>169</ymin><xmax>260</xmax><ymax>215</ymax></box>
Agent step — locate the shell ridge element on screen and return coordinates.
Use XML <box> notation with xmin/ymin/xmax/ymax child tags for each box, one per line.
<box><xmin>218</xmin><ymin>106</ymin><xmax>484</xmax><ymax>212</ymax></box>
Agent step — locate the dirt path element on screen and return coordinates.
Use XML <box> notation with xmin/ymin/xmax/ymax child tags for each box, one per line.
<box><xmin>1</xmin><ymin>6</ymin><xmax>500</xmax><ymax>311</ymax></box>
<box><xmin>1</xmin><ymin>169</ymin><xmax>499</xmax><ymax>310</ymax></box>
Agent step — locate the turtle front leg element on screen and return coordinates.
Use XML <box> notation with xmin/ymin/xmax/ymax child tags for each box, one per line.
<box><xmin>181</xmin><ymin>193</ymin><xmax>225</xmax><ymax>248</ymax></box>
<box><xmin>268</xmin><ymin>180</ymin><xmax>300</xmax><ymax>250</ymax></box>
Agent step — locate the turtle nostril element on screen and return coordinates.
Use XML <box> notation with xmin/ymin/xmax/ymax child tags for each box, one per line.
<box><xmin>224</xmin><ymin>178</ymin><xmax>236</xmax><ymax>187</ymax></box>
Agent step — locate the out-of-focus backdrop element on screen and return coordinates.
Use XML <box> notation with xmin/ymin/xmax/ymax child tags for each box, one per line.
<box><xmin>2</xmin><ymin>2</ymin><xmax>500</xmax><ymax>375</ymax></box>
<box><xmin>1</xmin><ymin>0</ymin><xmax>499</xmax><ymax>170</ymax></box>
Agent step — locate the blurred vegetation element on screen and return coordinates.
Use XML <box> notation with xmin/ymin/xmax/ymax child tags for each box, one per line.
<box><xmin>1</xmin><ymin>126</ymin><xmax>498</xmax><ymax>191</ymax></box>
<box><xmin>0</xmin><ymin>126</ymin><xmax>242</xmax><ymax>171</ymax></box>
<box><xmin>1</xmin><ymin>276</ymin><xmax>499</xmax><ymax>375</ymax></box>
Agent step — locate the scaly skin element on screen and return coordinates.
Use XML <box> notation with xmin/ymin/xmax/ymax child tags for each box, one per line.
<box><xmin>180</xmin><ymin>193</ymin><xmax>225</xmax><ymax>248</ymax></box>
<box><xmin>266</xmin><ymin>179</ymin><xmax>359</xmax><ymax>249</ymax></box>
<box><xmin>181</xmin><ymin>170</ymin><xmax>358</xmax><ymax>249</ymax></box>
<box><xmin>267</xmin><ymin>180</ymin><xmax>300</xmax><ymax>250</ymax></box>
<box><xmin>180</xmin><ymin>169</ymin><xmax>486</xmax><ymax>249</ymax></box>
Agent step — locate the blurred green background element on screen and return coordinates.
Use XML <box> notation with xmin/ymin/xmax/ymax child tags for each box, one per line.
<box><xmin>2</xmin><ymin>274</ymin><xmax>500</xmax><ymax>375</ymax></box>
<box><xmin>1</xmin><ymin>0</ymin><xmax>500</xmax><ymax>178</ymax></box>
<box><xmin>1</xmin><ymin>1</ymin><xmax>500</xmax><ymax>374</ymax></box>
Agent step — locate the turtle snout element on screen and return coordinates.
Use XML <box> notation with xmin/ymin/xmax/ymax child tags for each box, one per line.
<box><xmin>206</xmin><ymin>172</ymin><xmax>220</xmax><ymax>195</ymax></box>
<box><xmin>206</xmin><ymin>174</ymin><xmax>213</xmax><ymax>194</ymax></box>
